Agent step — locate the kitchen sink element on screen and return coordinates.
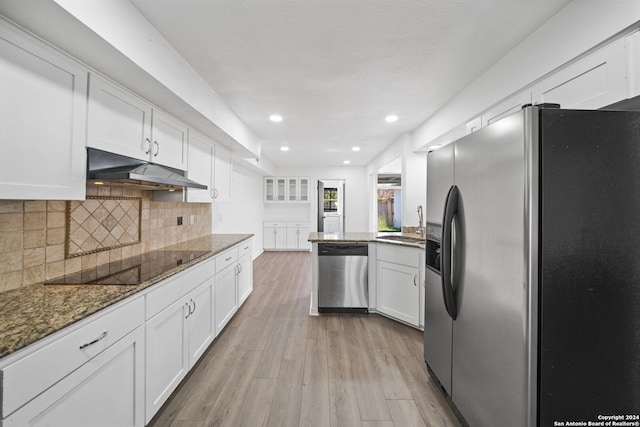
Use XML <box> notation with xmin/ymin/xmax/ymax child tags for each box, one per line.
<box><xmin>375</xmin><ymin>235</ymin><xmax>425</xmax><ymax>244</ymax></box>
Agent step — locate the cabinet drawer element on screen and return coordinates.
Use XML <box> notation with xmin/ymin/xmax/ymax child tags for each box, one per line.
<box><xmin>376</xmin><ymin>244</ymin><xmax>422</xmax><ymax>267</ymax></box>
<box><xmin>146</xmin><ymin>257</ymin><xmax>215</xmax><ymax>319</ymax></box>
<box><xmin>263</xmin><ymin>221</ymin><xmax>287</xmax><ymax>228</ymax></box>
<box><xmin>216</xmin><ymin>247</ymin><xmax>238</xmax><ymax>274</ymax></box>
<box><xmin>1</xmin><ymin>296</ymin><xmax>144</xmax><ymax>418</ymax></box>
<box><xmin>286</xmin><ymin>221</ymin><xmax>310</xmax><ymax>228</ymax></box>
<box><xmin>238</xmin><ymin>240</ymin><xmax>252</xmax><ymax>258</ymax></box>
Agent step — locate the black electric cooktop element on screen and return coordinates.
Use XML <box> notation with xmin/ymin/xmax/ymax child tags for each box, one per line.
<box><xmin>45</xmin><ymin>249</ymin><xmax>211</xmax><ymax>285</ymax></box>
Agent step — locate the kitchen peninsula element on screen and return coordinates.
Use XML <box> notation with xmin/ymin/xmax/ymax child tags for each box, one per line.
<box><xmin>307</xmin><ymin>231</ymin><xmax>425</xmax><ymax>329</ymax></box>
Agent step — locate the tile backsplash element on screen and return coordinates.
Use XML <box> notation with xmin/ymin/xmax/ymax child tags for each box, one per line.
<box><xmin>0</xmin><ymin>185</ymin><xmax>211</xmax><ymax>293</ymax></box>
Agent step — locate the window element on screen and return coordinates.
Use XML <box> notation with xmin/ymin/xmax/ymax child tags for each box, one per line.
<box><xmin>323</xmin><ymin>187</ymin><xmax>338</xmax><ymax>212</ymax></box>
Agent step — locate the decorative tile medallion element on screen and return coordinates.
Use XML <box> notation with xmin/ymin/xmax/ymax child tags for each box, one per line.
<box><xmin>66</xmin><ymin>196</ymin><xmax>142</xmax><ymax>258</ymax></box>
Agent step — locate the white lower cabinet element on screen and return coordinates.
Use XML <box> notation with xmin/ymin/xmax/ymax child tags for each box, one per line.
<box><xmin>237</xmin><ymin>242</ymin><xmax>254</xmax><ymax>306</ymax></box>
<box><xmin>265</xmin><ymin>221</ymin><xmax>310</xmax><ymax>250</ymax></box>
<box><xmin>215</xmin><ymin>261</ymin><xmax>238</xmax><ymax>334</ymax></box>
<box><xmin>0</xmin><ymin>297</ymin><xmax>146</xmax><ymax>427</ymax></box>
<box><xmin>3</xmin><ymin>326</ymin><xmax>145</xmax><ymax>427</ymax></box>
<box><xmin>376</xmin><ymin>244</ymin><xmax>424</xmax><ymax>328</ymax></box>
<box><xmin>0</xmin><ymin>240</ymin><xmax>253</xmax><ymax>427</ymax></box>
<box><xmin>264</xmin><ymin>221</ymin><xmax>287</xmax><ymax>250</ymax></box>
<box><xmin>145</xmin><ymin>270</ymin><xmax>214</xmax><ymax>423</ymax></box>
<box><xmin>286</xmin><ymin>221</ymin><xmax>311</xmax><ymax>250</ymax></box>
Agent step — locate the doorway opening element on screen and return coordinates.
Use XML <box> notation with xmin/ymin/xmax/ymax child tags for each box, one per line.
<box><xmin>317</xmin><ymin>179</ymin><xmax>345</xmax><ymax>233</ymax></box>
<box><xmin>377</xmin><ymin>174</ymin><xmax>402</xmax><ymax>232</ymax></box>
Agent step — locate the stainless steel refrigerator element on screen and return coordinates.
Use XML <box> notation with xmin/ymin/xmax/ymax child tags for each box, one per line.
<box><xmin>423</xmin><ymin>105</ymin><xmax>640</xmax><ymax>426</ymax></box>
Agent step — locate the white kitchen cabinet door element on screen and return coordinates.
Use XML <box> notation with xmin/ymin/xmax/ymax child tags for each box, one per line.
<box><xmin>264</xmin><ymin>177</ymin><xmax>287</xmax><ymax>202</ymax></box>
<box><xmin>376</xmin><ymin>260</ymin><xmax>420</xmax><ymax>327</ymax></box>
<box><xmin>87</xmin><ymin>73</ymin><xmax>152</xmax><ymax>162</ymax></box>
<box><xmin>151</xmin><ymin>109</ymin><xmax>187</xmax><ymax>170</ymax></box>
<box><xmin>298</xmin><ymin>178</ymin><xmax>310</xmax><ymax>202</ymax></box>
<box><xmin>264</xmin><ymin>227</ymin><xmax>287</xmax><ymax>250</ymax></box>
<box><xmin>186</xmin><ymin>130</ymin><xmax>214</xmax><ymax>202</ymax></box>
<box><xmin>213</xmin><ymin>144</ymin><xmax>233</xmax><ymax>202</ymax></box>
<box><xmin>237</xmin><ymin>253</ymin><xmax>253</xmax><ymax>306</ymax></box>
<box><xmin>481</xmin><ymin>90</ymin><xmax>532</xmax><ymax>127</ymax></box>
<box><xmin>287</xmin><ymin>177</ymin><xmax>311</xmax><ymax>202</ymax></box>
<box><xmin>286</xmin><ymin>225</ymin><xmax>311</xmax><ymax>250</ymax></box>
<box><xmin>3</xmin><ymin>327</ymin><xmax>145</xmax><ymax>427</ymax></box>
<box><xmin>532</xmin><ymin>37</ymin><xmax>627</xmax><ymax>110</ymax></box>
<box><xmin>215</xmin><ymin>264</ymin><xmax>238</xmax><ymax>334</ymax></box>
<box><xmin>186</xmin><ymin>280</ymin><xmax>214</xmax><ymax>367</ymax></box>
<box><xmin>287</xmin><ymin>177</ymin><xmax>299</xmax><ymax>202</ymax></box>
<box><xmin>0</xmin><ymin>20</ymin><xmax>88</xmax><ymax>200</ymax></box>
<box><xmin>145</xmin><ymin>297</ymin><xmax>189</xmax><ymax>422</ymax></box>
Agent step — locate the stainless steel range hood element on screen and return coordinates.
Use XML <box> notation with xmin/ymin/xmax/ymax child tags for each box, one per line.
<box><xmin>87</xmin><ymin>148</ymin><xmax>208</xmax><ymax>190</ymax></box>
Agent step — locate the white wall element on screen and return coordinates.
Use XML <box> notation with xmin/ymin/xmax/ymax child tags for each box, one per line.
<box><xmin>412</xmin><ymin>0</ymin><xmax>640</xmax><ymax>150</ymax></box>
<box><xmin>211</xmin><ymin>162</ymin><xmax>265</xmax><ymax>259</ymax></box>
<box><xmin>272</xmin><ymin>165</ymin><xmax>369</xmax><ymax>232</ymax></box>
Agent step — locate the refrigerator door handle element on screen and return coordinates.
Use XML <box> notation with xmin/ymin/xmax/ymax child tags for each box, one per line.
<box><xmin>441</xmin><ymin>184</ymin><xmax>459</xmax><ymax>320</ymax></box>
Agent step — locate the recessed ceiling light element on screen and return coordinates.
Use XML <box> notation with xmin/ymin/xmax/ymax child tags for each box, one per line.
<box><xmin>269</xmin><ymin>114</ymin><xmax>283</xmax><ymax>122</ymax></box>
<box><xmin>385</xmin><ymin>115</ymin><xmax>398</xmax><ymax>123</ymax></box>
<box><xmin>343</xmin><ymin>160</ymin><xmax>351</xmax><ymax>164</ymax></box>
<box><xmin>280</xmin><ymin>146</ymin><xmax>289</xmax><ymax>151</ymax></box>
<box><xmin>352</xmin><ymin>146</ymin><xmax>361</xmax><ymax>152</ymax></box>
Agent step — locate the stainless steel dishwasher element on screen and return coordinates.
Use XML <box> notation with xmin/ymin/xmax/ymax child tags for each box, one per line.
<box><xmin>317</xmin><ymin>242</ymin><xmax>368</xmax><ymax>313</ymax></box>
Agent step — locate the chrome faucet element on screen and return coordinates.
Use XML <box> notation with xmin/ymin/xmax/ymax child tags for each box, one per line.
<box><xmin>417</xmin><ymin>205</ymin><xmax>424</xmax><ymax>235</ymax></box>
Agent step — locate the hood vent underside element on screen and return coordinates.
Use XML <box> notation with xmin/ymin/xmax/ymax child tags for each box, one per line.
<box><xmin>87</xmin><ymin>148</ymin><xmax>208</xmax><ymax>191</ymax></box>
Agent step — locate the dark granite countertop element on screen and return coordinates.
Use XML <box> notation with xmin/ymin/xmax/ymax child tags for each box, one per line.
<box><xmin>0</xmin><ymin>234</ymin><xmax>252</xmax><ymax>360</ymax></box>
<box><xmin>307</xmin><ymin>231</ymin><xmax>425</xmax><ymax>249</ymax></box>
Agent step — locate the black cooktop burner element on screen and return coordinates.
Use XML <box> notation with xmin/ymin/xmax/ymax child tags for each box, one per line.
<box><xmin>45</xmin><ymin>249</ymin><xmax>211</xmax><ymax>285</ymax></box>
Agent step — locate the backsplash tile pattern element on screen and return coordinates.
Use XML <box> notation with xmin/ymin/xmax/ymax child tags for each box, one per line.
<box><xmin>0</xmin><ymin>185</ymin><xmax>211</xmax><ymax>293</ymax></box>
<box><xmin>67</xmin><ymin>196</ymin><xmax>141</xmax><ymax>258</ymax></box>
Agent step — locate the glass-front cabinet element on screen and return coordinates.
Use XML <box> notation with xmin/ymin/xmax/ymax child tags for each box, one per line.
<box><xmin>265</xmin><ymin>177</ymin><xmax>309</xmax><ymax>203</ymax></box>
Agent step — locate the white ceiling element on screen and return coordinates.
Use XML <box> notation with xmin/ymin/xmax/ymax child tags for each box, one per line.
<box><xmin>129</xmin><ymin>0</ymin><xmax>572</xmax><ymax>167</ymax></box>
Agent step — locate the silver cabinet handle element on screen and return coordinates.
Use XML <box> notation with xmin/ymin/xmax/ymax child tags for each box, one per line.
<box><xmin>190</xmin><ymin>299</ymin><xmax>196</xmax><ymax>314</ymax></box>
<box><xmin>144</xmin><ymin>138</ymin><xmax>151</xmax><ymax>154</ymax></box>
<box><xmin>413</xmin><ymin>274</ymin><xmax>418</xmax><ymax>286</ymax></box>
<box><xmin>225</xmin><ymin>256</ymin><xmax>232</xmax><ymax>262</ymax></box>
<box><xmin>212</xmin><ymin>188</ymin><xmax>218</xmax><ymax>199</ymax></box>
<box><xmin>153</xmin><ymin>140</ymin><xmax>160</xmax><ymax>157</ymax></box>
<box><xmin>185</xmin><ymin>302</ymin><xmax>191</xmax><ymax>319</ymax></box>
<box><xmin>210</xmin><ymin>189</ymin><xmax>215</xmax><ymax>199</ymax></box>
<box><xmin>79</xmin><ymin>331</ymin><xmax>108</xmax><ymax>349</ymax></box>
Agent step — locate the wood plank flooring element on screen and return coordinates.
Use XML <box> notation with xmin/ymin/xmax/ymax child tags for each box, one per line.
<box><xmin>149</xmin><ymin>251</ymin><xmax>461</xmax><ymax>427</ymax></box>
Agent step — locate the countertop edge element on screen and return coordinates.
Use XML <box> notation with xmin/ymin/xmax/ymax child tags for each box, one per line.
<box><xmin>0</xmin><ymin>233</ymin><xmax>254</xmax><ymax>360</ymax></box>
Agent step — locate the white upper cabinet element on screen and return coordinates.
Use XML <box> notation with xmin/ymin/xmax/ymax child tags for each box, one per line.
<box><xmin>87</xmin><ymin>73</ymin><xmax>152</xmax><ymax>162</ymax></box>
<box><xmin>186</xmin><ymin>130</ymin><xmax>213</xmax><ymax>202</ymax></box>
<box><xmin>287</xmin><ymin>177</ymin><xmax>310</xmax><ymax>203</ymax></box>
<box><xmin>0</xmin><ymin>19</ymin><xmax>88</xmax><ymax>200</ymax></box>
<box><xmin>532</xmin><ymin>37</ymin><xmax>627</xmax><ymax>110</ymax></box>
<box><xmin>87</xmin><ymin>74</ymin><xmax>187</xmax><ymax>170</ymax></box>
<box><xmin>264</xmin><ymin>177</ymin><xmax>287</xmax><ymax>202</ymax></box>
<box><xmin>481</xmin><ymin>90</ymin><xmax>532</xmax><ymax>127</ymax></box>
<box><xmin>213</xmin><ymin>144</ymin><xmax>232</xmax><ymax>203</ymax></box>
<box><xmin>185</xmin><ymin>130</ymin><xmax>232</xmax><ymax>203</ymax></box>
<box><xmin>265</xmin><ymin>177</ymin><xmax>309</xmax><ymax>203</ymax></box>
<box><xmin>150</xmin><ymin>109</ymin><xmax>187</xmax><ymax>170</ymax></box>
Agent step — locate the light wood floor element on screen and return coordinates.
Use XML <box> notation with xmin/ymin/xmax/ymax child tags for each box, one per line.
<box><xmin>149</xmin><ymin>251</ymin><xmax>461</xmax><ymax>427</ymax></box>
